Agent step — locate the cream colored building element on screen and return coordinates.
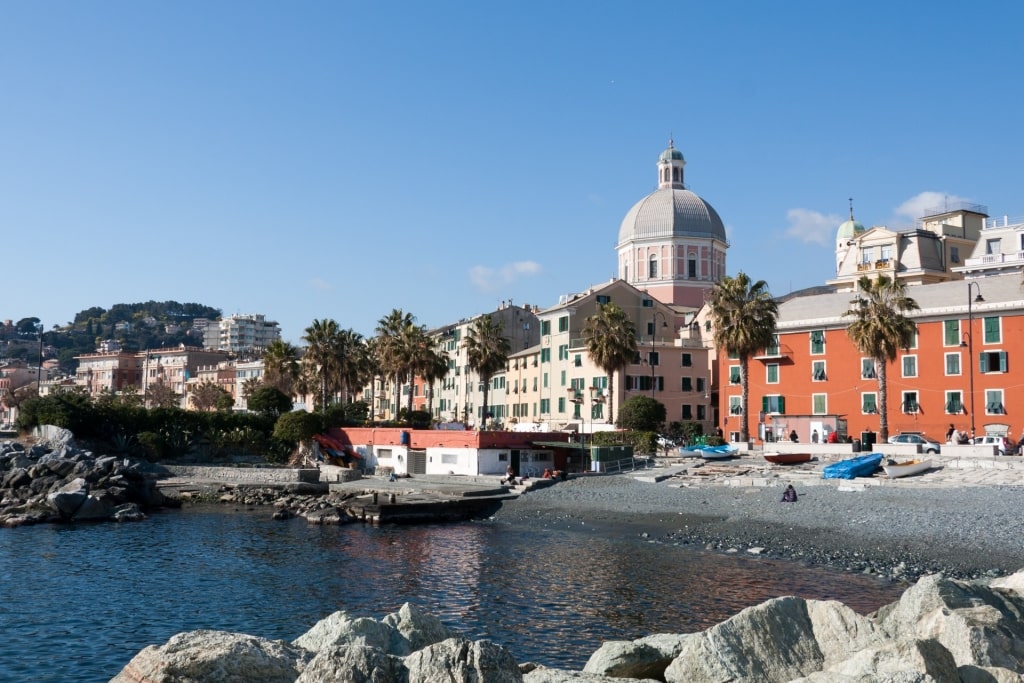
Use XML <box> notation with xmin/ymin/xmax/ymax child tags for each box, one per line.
<box><xmin>829</xmin><ymin>202</ymin><xmax>985</xmax><ymax>291</ymax></box>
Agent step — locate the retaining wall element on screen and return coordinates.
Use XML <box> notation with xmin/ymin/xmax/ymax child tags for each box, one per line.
<box><xmin>161</xmin><ymin>465</ymin><xmax>321</xmax><ymax>485</ymax></box>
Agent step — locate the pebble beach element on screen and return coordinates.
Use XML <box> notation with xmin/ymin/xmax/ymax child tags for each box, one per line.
<box><xmin>489</xmin><ymin>460</ymin><xmax>1024</xmax><ymax>583</ymax></box>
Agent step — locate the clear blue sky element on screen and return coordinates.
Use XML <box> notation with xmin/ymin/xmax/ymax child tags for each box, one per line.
<box><xmin>4</xmin><ymin>1</ymin><xmax>1023</xmax><ymax>344</ymax></box>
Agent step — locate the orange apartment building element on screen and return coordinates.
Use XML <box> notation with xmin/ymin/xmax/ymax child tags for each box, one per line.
<box><xmin>724</xmin><ymin>272</ymin><xmax>1024</xmax><ymax>446</ymax></box>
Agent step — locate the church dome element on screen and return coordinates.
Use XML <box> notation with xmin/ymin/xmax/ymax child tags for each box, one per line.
<box><xmin>618</xmin><ymin>188</ymin><xmax>726</xmax><ymax>243</ymax></box>
<box><xmin>618</xmin><ymin>139</ymin><xmax>726</xmax><ymax>244</ymax></box>
<box><xmin>837</xmin><ymin>207</ymin><xmax>865</xmax><ymax>240</ymax></box>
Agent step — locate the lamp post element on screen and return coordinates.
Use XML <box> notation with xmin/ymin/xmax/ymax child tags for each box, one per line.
<box><xmin>960</xmin><ymin>282</ymin><xmax>985</xmax><ymax>439</ymax></box>
<box><xmin>649</xmin><ymin>311</ymin><xmax>668</xmax><ymax>397</ymax></box>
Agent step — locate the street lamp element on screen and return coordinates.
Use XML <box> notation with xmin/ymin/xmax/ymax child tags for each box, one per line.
<box><xmin>959</xmin><ymin>282</ymin><xmax>985</xmax><ymax>438</ymax></box>
<box><xmin>649</xmin><ymin>312</ymin><xmax>668</xmax><ymax>397</ymax></box>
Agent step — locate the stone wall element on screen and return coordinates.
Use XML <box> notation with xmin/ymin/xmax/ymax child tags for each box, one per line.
<box><xmin>161</xmin><ymin>465</ymin><xmax>321</xmax><ymax>485</ymax></box>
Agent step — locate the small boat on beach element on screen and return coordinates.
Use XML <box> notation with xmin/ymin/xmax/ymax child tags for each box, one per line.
<box><xmin>697</xmin><ymin>444</ymin><xmax>738</xmax><ymax>460</ymax></box>
<box><xmin>763</xmin><ymin>452</ymin><xmax>812</xmax><ymax>465</ymax></box>
<box><xmin>822</xmin><ymin>452</ymin><xmax>883</xmax><ymax>480</ymax></box>
<box><xmin>883</xmin><ymin>459</ymin><xmax>933</xmax><ymax>479</ymax></box>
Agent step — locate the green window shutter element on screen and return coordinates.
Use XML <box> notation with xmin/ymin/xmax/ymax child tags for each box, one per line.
<box><xmin>762</xmin><ymin>396</ymin><xmax>768</xmax><ymax>412</ymax></box>
<box><xmin>779</xmin><ymin>396</ymin><xmax>785</xmax><ymax>413</ymax></box>
<box><xmin>979</xmin><ymin>353</ymin><xmax>986</xmax><ymax>374</ymax></box>
<box><xmin>943</xmin><ymin>320</ymin><xmax>959</xmax><ymax>346</ymax></box>
<box><xmin>984</xmin><ymin>317</ymin><xmax>1000</xmax><ymax>343</ymax></box>
<box><xmin>1000</xmin><ymin>351</ymin><xmax>1008</xmax><ymax>372</ymax></box>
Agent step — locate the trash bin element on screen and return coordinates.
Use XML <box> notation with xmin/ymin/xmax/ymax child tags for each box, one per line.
<box><xmin>861</xmin><ymin>431</ymin><xmax>876</xmax><ymax>449</ymax></box>
<box><xmin>852</xmin><ymin>439</ymin><xmax>861</xmax><ymax>453</ymax></box>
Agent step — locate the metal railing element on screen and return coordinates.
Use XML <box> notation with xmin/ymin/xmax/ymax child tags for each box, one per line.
<box><xmin>599</xmin><ymin>456</ymin><xmax>654</xmax><ymax>474</ymax></box>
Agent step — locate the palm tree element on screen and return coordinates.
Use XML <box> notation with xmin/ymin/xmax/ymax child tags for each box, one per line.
<box><xmin>399</xmin><ymin>322</ymin><xmax>431</xmax><ymax>421</ymax></box>
<box><xmin>302</xmin><ymin>318</ymin><xmax>343</xmax><ymax>411</ymax></box>
<box><xmin>335</xmin><ymin>329</ymin><xmax>370</xmax><ymax>405</ymax></box>
<box><xmin>262</xmin><ymin>339</ymin><xmax>301</xmax><ymax>397</ymax></box>
<box><xmin>844</xmin><ymin>274</ymin><xmax>919</xmax><ymax>441</ymax></box>
<box><xmin>463</xmin><ymin>314</ymin><xmax>511</xmax><ymax>430</ymax></box>
<box><xmin>375</xmin><ymin>309</ymin><xmax>415</xmax><ymax>421</ymax></box>
<box><xmin>420</xmin><ymin>346</ymin><xmax>450</xmax><ymax>419</ymax></box>
<box><xmin>582</xmin><ymin>302</ymin><xmax>638</xmax><ymax>425</ymax></box>
<box><xmin>708</xmin><ymin>272</ymin><xmax>779</xmax><ymax>442</ymax></box>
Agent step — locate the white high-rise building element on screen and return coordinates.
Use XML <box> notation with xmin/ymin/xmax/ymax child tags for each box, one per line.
<box><xmin>203</xmin><ymin>314</ymin><xmax>281</xmax><ymax>355</ymax></box>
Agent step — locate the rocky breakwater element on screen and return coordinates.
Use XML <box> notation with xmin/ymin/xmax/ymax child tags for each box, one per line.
<box><xmin>111</xmin><ymin>570</ymin><xmax>1024</xmax><ymax>682</ymax></box>
<box><xmin>0</xmin><ymin>430</ymin><xmax>176</xmax><ymax>527</ymax></box>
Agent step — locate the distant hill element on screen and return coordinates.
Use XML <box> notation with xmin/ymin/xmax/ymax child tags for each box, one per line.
<box><xmin>2</xmin><ymin>301</ymin><xmax>223</xmax><ymax>373</ymax></box>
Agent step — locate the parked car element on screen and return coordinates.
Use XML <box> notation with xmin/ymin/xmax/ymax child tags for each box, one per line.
<box><xmin>656</xmin><ymin>435</ymin><xmax>677</xmax><ymax>449</ymax></box>
<box><xmin>887</xmin><ymin>433</ymin><xmax>942</xmax><ymax>453</ymax></box>
<box><xmin>972</xmin><ymin>434</ymin><xmax>1018</xmax><ymax>455</ymax></box>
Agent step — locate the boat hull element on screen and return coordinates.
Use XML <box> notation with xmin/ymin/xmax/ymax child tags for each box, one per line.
<box><xmin>883</xmin><ymin>459</ymin><xmax>933</xmax><ymax>479</ymax></box>
<box><xmin>822</xmin><ymin>453</ymin><xmax>883</xmax><ymax>480</ymax></box>
<box><xmin>763</xmin><ymin>452</ymin><xmax>812</xmax><ymax>464</ymax></box>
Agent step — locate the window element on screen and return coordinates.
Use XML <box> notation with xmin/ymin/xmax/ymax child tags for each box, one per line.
<box><xmin>984</xmin><ymin>317</ymin><xmax>1001</xmax><ymax>344</ymax></box>
<box><xmin>902</xmin><ymin>391</ymin><xmax>919</xmax><ymax>414</ymax></box>
<box><xmin>861</xmin><ymin>358</ymin><xmax>876</xmax><ymax>379</ymax></box>
<box><xmin>810</xmin><ymin>330</ymin><xmax>825</xmax><ymax>354</ymax></box>
<box><xmin>649</xmin><ymin>351</ymin><xmax>659</xmax><ymax>366</ymax></box>
<box><xmin>557</xmin><ymin>344</ymin><xmax>568</xmax><ymax>360</ymax></box>
<box><xmin>696</xmin><ymin>377</ymin><xmax>705</xmax><ymax>394</ymax></box>
<box><xmin>540</xmin><ymin>398</ymin><xmax>550</xmax><ymax>414</ymax></box>
<box><xmin>766</xmin><ymin>335</ymin><xmax>780</xmax><ymax>356</ymax></box>
<box><xmin>945</xmin><ymin>391</ymin><xmax>964</xmax><ymax>414</ymax></box>
<box><xmin>573</xmin><ymin>354</ymin><xmax>582</xmax><ymax>367</ymax></box>
<box><xmin>540</xmin><ymin>348</ymin><xmax>550</xmax><ymax>363</ymax></box>
<box><xmin>862</xmin><ymin>393</ymin><xmax>877</xmax><ymax>414</ymax></box>
<box><xmin>648</xmin><ymin>254</ymin><xmax>658</xmax><ymax>278</ymax></box>
<box><xmin>681</xmin><ymin>353</ymin><xmax>692</xmax><ymax>367</ymax></box>
<box><xmin>540</xmin><ymin>320</ymin><xmax>550</xmax><ymax>336</ymax></box>
<box><xmin>766</xmin><ymin>364</ymin><xmax>779</xmax><ymax>384</ymax></box>
<box><xmin>862</xmin><ymin>247</ymin><xmax>874</xmax><ymax>264</ymax></box>
<box><xmin>762</xmin><ymin>395</ymin><xmax>785</xmax><ymax>413</ymax></box>
<box><xmin>812</xmin><ymin>394</ymin><xmax>827</xmax><ymax>414</ymax></box>
<box><xmin>945</xmin><ymin>353</ymin><xmax>961</xmax><ymax>376</ymax></box>
<box><xmin>557</xmin><ymin>316</ymin><xmax>569</xmax><ymax>333</ymax></box>
<box><xmin>986</xmin><ymin>389</ymin><xmax>1006</xmax><ymax>415</ymax></box>
<box><xmin>950</xmin><ymin>246</ymin><xmax>960</xmax><ymax>263</ymax></box>
<box><xmin>880</xmin><ymin>245</ymin><xmax>893</xmax><ymax>261</ymax></box>
<box><xmin>902</xmin><ymin>355</ymin><xmax>917</xmax><ymax>378</ymax></box>
<box><xmin>729</xmin><ymin>366</ymin><xmax>741</xmax><ymax>384</ymax></box>
<box><xmin>697</xmin><ymin>405</ymin><xmax>706</xmax><ymax>420</ymax></box>
<box><xmin>441</xmin><ymin>453</ymin><xmax>458</xmax><ymax>465</ymax></box>
<box><xmin>943</xmin><ymin>320</ymin><xmax>960</xmax><ymax>347</ymax></box>
<box><xmin>681</xmin><ymin>377</ymin><xmax>693</xmax><ymax>391</ymax></box>
<box><xmin>642</xmin><ymin>298</ymin><xmax>654</xmax><ymax>308</ymax></box>
<box><xmin>812</xmin><ymin>360</ymin><xmax>826</xmax><ymax>381</ymax></box>
<box><xmin>907</xmin><ymin>330</ymin><xmax>918</xmax><ymax>349</ymax></box>
<box><xmin>986</xmin><ymin>238</ymin><xmax>1001</xmax><ymax>255</ymax></box>
<box><xmin>980</xmin><ymin>351</ymin><xmax>1008</xmax><ymax>373</ymax></box>
<box><xmin>729</xmin><ymin>396</ymin><xmax>743</xmax><ymax>414</ymax></box>
<box><xmin>681</xmin><ymin>405</ymin><xmax>693</xmax><ymax>420</ymax></box>
<box><xmin>557</xmin><ymin>397</ymin><xmax>566</xmax><ymax>413</ymax></box>
<box><xmin>688</xmin><ymin>258</ymin><xmax>697</xmax><ymax>278</ymax></box>
<box><xmin>596</xmin><ymin>295</ymin><xmax>610</xmax><ymax>304</ymax></box>
<box><xmin>560</xmin><ymin>370</ymin><xmax>566</xmax><ymax>386</ymax></box>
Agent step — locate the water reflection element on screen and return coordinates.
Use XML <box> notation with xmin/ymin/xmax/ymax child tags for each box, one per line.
<box><xmin>0</xmin><ymin>507</ymin><xmax>903</xmax><ymax>682</ymax></box>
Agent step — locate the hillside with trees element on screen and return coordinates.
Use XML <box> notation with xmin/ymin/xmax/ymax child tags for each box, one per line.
<box><xmin>2</xmin><ymin>301</ymin><xmax>222</xmax><ymax>373</ymax></box>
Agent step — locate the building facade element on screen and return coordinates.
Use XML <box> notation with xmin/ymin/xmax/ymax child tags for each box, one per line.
<box><xmin>203</xmin><ymin>314</ymin><xmax>281</xmax><ymax>356</ymax></box>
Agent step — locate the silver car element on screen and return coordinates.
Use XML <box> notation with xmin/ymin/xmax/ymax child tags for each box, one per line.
<box><xmin>887</xmin><ymin>433</ymin><xmax>941</xmax><ymax>453</ymax></box>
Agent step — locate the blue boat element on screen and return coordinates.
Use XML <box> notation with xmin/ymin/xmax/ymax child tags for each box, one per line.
<box><xmin>695</xmin><ymin>444</ymin><xmax>739</xmax><ymax>460</ymax></box>
<box><xmin>821</xmin><ymin>452</ymin><xmax>883</xmax><ymax>480</ymax></box>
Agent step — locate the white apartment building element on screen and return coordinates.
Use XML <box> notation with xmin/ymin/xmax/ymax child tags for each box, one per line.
<box><xmin>203</xmin><ymin>314</ymin><xmax>281</xmax><ymax>355</ymax></box>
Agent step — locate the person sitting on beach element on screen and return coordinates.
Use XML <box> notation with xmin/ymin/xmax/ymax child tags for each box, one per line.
<box><xmin>789</xmin><ymin>429</ymin><xmax>799</xmax><ymax>443</ymax></box>
<box><xmin>542</xmin><ymin>468</ymin><xmax>553</xmax><ymax>479</ymax></box>
<box><xmin>781</xmin><ymin>485</ymin><xmax>798</xmax><ymax>503</ymax></box>
<box><xmin>501</xmin><ymin>465</ymin><xmax>517</xmax><ymax>485</ymax></box>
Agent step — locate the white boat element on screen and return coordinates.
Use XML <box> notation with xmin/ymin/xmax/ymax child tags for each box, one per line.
<box><xmin>883</xmin><ymin>459</ymin><xmax>932</xmax><ymax>479</ymax></box>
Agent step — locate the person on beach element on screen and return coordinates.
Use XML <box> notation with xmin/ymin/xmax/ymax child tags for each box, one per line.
<box><xmin>811</xmin><ymin>430</ymin><xmax>819</xmax><ymax>443</ymax></box>
<box><xmin>502</xmin><ymin>465</ymin><xmax>517</xmax><ymax>485</ymax></box>
<box><xmin>789</xmin><ymin>429</ymin><xmax>798</xmax><ymax>443</ymax></box>
<box><xmin>715</xmin><ymin>426</ymin><xmax>724</xmax><ymax>439</ymax></box>
<box><xmin>946</xmin><ymin>423</ymin><xmax>956</xmax><ymax>443</ymax></box>
<box><xmin>781</xmin><ymin>485</ymin><xmax>798</xmax><ymax>502</ymax></box>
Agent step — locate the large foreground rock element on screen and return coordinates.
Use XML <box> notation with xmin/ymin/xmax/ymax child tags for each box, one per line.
<box><xmin>111</xmin><ymin>572</ymin><xmax>1024</xmax><ymax>683</ymax></box>
<box><xmin>110</xmin><ymin>630</ymin><xmax>311</xmax><ymax>683</ymax></box>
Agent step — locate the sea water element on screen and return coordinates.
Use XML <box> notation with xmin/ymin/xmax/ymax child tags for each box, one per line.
<box><xmin>0</xmin><ymin>506</ymin><xmax>903</xmax><ymax>682</ymax></box>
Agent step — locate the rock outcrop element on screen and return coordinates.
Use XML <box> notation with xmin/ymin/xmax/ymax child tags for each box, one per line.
<box><xmin>0</xmin><ymin>433</ymin><xmax>175</xmax><ymax>527</ymax></box>
<box><xmin>110</xmin><ymin>573</ymin><xmax>1024</xmax><ymax>683</ymax></box>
